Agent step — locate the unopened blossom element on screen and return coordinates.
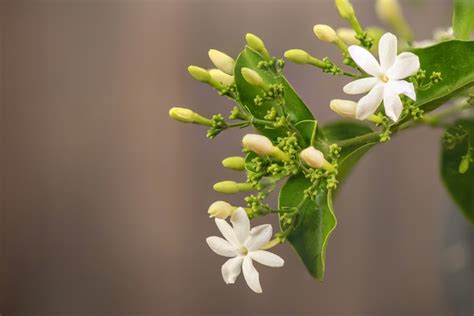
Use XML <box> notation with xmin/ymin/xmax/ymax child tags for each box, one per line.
<box><xmin>343</xmin><ymin>32</ymin><xmax>420</xmax><ymax>122</ymax></box>
<box><xmin>206</xmin><ymin>208</ymin><xmax>284</xmax><ymax>293</ymax></box>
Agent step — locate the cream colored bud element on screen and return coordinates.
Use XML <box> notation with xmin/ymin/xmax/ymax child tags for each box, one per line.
<box><xmin>313</xmin><ymin>24</ymin><xmax>338</xmax><ymax>43</ymax></box>
<box><xmin>329</xmin><ymin>99</ymin><xmax>357</xmax><ymax>119</ymax></box>
<box><xmin>284</xmin><ymin>49</ymin><xmax>312</xmax><ymax>64</ymax></box>
<box><xmin>187</xmin><ymin>65</ymin><xmax>210</xmax><ymax>83</ymax></box>
<box><xmin>169</xmin><ymin>107</ymin><xmax>194</xmax><ymax>123</ymax></box>
<box><xmin>208</xmin><ymin>201</ymin><xmax>235</xmax><ymax>219</ymax></box>
<box><xmin>300</xmin><ymin>147</ymin><xmax>331</xmax><ymax>170</ymax></box>
<box><xmin>242</xmin><ymin>134</ymin><xmax>274</xmax><ymax>156</ymax></box>
<box><xmin>375</xmin><ymin>0</ymin><xmax>402</xmax><ymax>24</ymax></box>
<box><xmin>337</xmin><ymin>28</ymin><xmax>358</xmax><ymax>45</ymax></box>
<box><xmin>241</xmin><ymin>68</ymin><xmax>264</xmax><ymax>87</ymax></box>
<box><xmin>222</xmin><ymin>156</ymin><xmax>246</xmax><ymax>171</ymax></box>
<box><xmin>209</xmin><ymin>69</ymin><xmax>234</xmax><ymax>86</ymax></box>
<box><xmin>208</xmin><ymin>49</ymin><xmax>235</xmax><ymax>75</ymax></box>
<box><xmin>335</xmin><ymin>0</ymin><xmax>355</xmax><ymax>19</ymax></box>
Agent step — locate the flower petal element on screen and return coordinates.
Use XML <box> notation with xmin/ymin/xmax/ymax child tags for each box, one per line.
<box><xmin>379</xmin><ymin>32</ymin><xmax>397</xmax><ymax>72</ymax></box>
<box><xmin>242</xmin><ymin>256</ymin><xmax>262</xmax><ymax>293</ymax></box>
<box><xmin>388</xmin><ymin>80</ymin><xmax>416</xmax><ymax>101</ymax></box>
<box><xmin>348</xmin><ymin>45</ymin><xmax>380</xmax><ymax>76</ymax></box>
<box><xmin>250</xmin><ymin>250</ymin><xmax>284</xmax><ymax>267</ymax></box>
<box><xmin>215</xmin><ymin>218</ymin><xmax>240</xmax><ymax>247</ymax></box>
<box><xmin>221</xmin><ymin>256</ymin><xmax>243</xmax><ymax>284</ymax></box>
<box><xmin>244</xmin><ymin>224</ymin><xmax>272</xmax><ymax>251</ymax></box>
<box><xmin>230</xmin><ymin>208</ymin><xmax>250</xmax><ymax>245</ymax></box>
<box><xmin>206</xmin><ymin>236</ymin><xmax>238</xmax><ymax>257</ymax></box>
<box><xmin>383</xmin><ymin>89</ymin><xmax>403</xmax><ymax>122</ymax></box>
<box><xmin>386</xmin><ymin>52</ymin><xmax>420</xmax><ymax>80</ymax></box>
<box><xmin>343</xmin><ymin>77</ymin><xmax>378</xmax><ymax>95</ymax></box>
<box><xmin>355</xmin><ymin>84</ymin><xmax>384</xmax><ymax>120</ymax></box>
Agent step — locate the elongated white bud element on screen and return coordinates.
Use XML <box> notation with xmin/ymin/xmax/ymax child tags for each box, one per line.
<box><xmin>241</xmin><ymin>68</ymin><xmax>264</xmax><ymax>88</ymax></box>
<box><xmin>213</xmin><ymin>181</ymin><xmax>253</xmax><ymax>194</ymax></box>
<box><xmin>337</xmin><ymin>28</ymin><xmax>358</xmax><ymax>45</ymax></box>
<box><xmin>208</xmin><ymin>201</ymin><xmax>235</xmax><ymax>219</ymax></box>
<box><xmin>245</xmin><ymin>33</ymin><xmax>270</xmax><ymax>59</ymax></box>
<box><xmin>330</xmin><ymin>99</ymin><xmax>357</xmax><ymax>119</ymax></box>
<box><xmin>335</xmin><ymin>0</ymin><xmax>355</xmax><ymax>20</ymax></box>
<box><xmin>222</xmin><ymin>156</ymin><xmax>246</xmax><ymax>171</ymax></box>
<box><xmin>168</xmin><ymin>107</ymin><xmax>213</xmax><ymax>126</ymax></box>
<box><xmin>300</xmin><ymin>147</ymin><xmax>334</xmax><ymax>171</ymax></box>
<box><xmin>314</xmin><ymin>24</ymin><xmax>338</xmax><ymax>43</ymax></box>
<box><xmin>284</xmin><ymin>49</ymin><xmax>311</xmax><ymax>64</ymax></box>
<box><xmin>242</xmin><ymin>134</ymin><xmax>274</xmax><ymax>155</ymax></box>
<box><xmin>187</xmin><ymin>65</ymin><xmax>210</xmax><ymax>83</ymax></box>
<box><xmin>209</xmin><ymin>69</ymin><xmax>234</xmax><ymax>86</ymax></box>
<box><xmin>208</xmin><ymin>49</ymin><xmax>235</xmax><ymax>75</ymax></box>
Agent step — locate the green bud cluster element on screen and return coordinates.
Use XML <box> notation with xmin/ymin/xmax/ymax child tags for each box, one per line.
<box><xmin>322</xmin><ymin>58</ymin><xmax>344</xmax><ymax>76</ymax></box>
<box><xmin>207</xmin><ymin>114</ymin><xmax>227</xmax><ymax>139</ymax></box>
<box><xmin>355</xmin><ymin>32</ymin><xmax>374</xmax><ymax>49</ymax></box>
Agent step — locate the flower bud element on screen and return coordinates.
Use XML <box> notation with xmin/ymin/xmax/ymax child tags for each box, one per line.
<box><xmin>313</xmin><ymin>24</ymin><xmax>338</xmax><ymax>43</ymax></box>
<box><xmin>300</xmin><ymin>147</ymin><xmax>334</xmax><ymax>171</ymax></box>
<box><xmin>335</xmin><ymin>0</ymin><xmax>355</xmax><ymax>20</ymax></box>
<box><xmin>242</xmin><ymin>134</ymin><xmax>274</xmax><ymax>155</ymax></box>
<box><xmin>208</xmin><ymin>201</ymin><xmax>235</xmax><ymax>219</ymax></box>
<box><xmin>284</xmin><ymin>49</ymin><xmax>312</xmax><ymax>64</ymax></box>
<box><xmin>209</xmin><ymin>69</ymin><xmax>234</xmax><ymax>86</ymax></box>
<box><xmin>169</xmin><ymin>107</ymin><xmax>195</xmax><ymax>123</ymax></box>
<box><xmin>245</xmin><ymin>33</ymin><xmax>270</xmax><ymax>59</ymax></box>
<box><xmin>187</xmin><ymin>65</ymin><xmax>210</xmax><ymax>83</ymax></box>
<box><xmin>337</xmin><ymin>28</ymin><xmax>358</xmax><ymax>45</ymax></box>
<box><xmin>330</xmin><ymin>99</ymin><xmax>357</xmax><ymax>119</ymax></box>
<box><xmin>459</xmin><ymin>157</ymin><xmax>470</xmax><ymax>174</ymax></box>
<box><xmin>222</xmin><ymin>156</ymin><xmax>246</xmax><ymax>171</ymax></box>
<box><xmin>208</xmin><ymin>49</ymin><xmax>235</xmax><ymax>75</ymax></box>
<box><xmin>213</xmin><ymin>181</ymin><xmax>253</xmax><ymax>194</ymax></box>
<box><xmin>241</xmin><ymin>68</ymin><xmax>264</xmax><ymax>88</ymax></box>
<box><xmin>375</xmin><ymin>0</ymin><xmax>413</xmax><ymax>41</ymax></box>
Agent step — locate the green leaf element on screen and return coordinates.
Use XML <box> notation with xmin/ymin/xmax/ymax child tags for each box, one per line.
<box><xmin>234</xmin><ymin>47</ymin><xmax>314</xmax><ymax>140</ymax></box>
<box><xmin>440</xmin><ymin>119</ymin><xmax>474</xmax><ymax>224</ymax></box>
<box><xmin>453</xmin><ymin>0</ymin><xmax>474</xmax><ymax>40</ymax></box>
<box><xmin>295</xmin><ymin>120</ymin><xmax>318</xmax><ymax>146</ymax></box>
<box><xmin>278</xmin><ymin>120</ymin><xmax>376</xmax><ymax>280</ymax></box>
<box><xmin>278</xmin><ymin>174</ymin><xmax>336</xmax><ymax>280</ymax></box>
<box><xmin>412</xmin><ymin>40</ymin><xmax>474</xmax><ymax>112</ymax></box>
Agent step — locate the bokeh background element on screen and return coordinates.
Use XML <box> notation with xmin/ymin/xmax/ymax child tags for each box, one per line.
<box><xmin>1</xmin><ymin>0</ymin><xmax>473</xmax><ymax>315</ymax></box>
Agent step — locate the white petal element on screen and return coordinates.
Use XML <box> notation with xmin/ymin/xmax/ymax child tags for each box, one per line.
<box><xmin>250</xmin><ymin>250</ymin><xmax>284</xmax><ymax>267</ymax></box>
<box><xmin>379</xmin><ymin>32</ymin><xmax>397</xmax><ymax>72</ymax></box>
<box><xmin>343</xmin><ymin>77</ymin><xmax>378</xmax><ymax>95</ymax></box>
<box><xmin>244</xmin><ymin>224</ymin><xmax>272</xmax><ymax>251</ymax></box>
<box><xmin>215</xmin><ymin>218</ymin><xmax>240</xmax><ymax>247</ymax></box>
<box><xmin>221</xmin><ymin>256</ymin><xmax>243</xmax><ymax>284</ymax></box>
<box><xmin>383</xmin><ymin>89</ymin><xmax>403</xmax><ymax>122</ymax></box>
<box><xmin>355</xmin><ymin>84</ymin><xmax>384</xmax><ymax>120</ymax></box>
<box><xmin>348</xmin><ymin>45</ymin><xmax>380</xmax><ymax>76</ymax></box>
<box><xmin>206</xmin><ymin>236</ymin><xmax>238</xmax><ymax>257</ymax></box>
<box><xmin>242</xmin><ymin>256</ymin><xmax>262</xmax><ymax>293</ymax></box>
<box><xmin>386</xmin><ymin>52</ymin><xmax>420</xmax><ymax>80</ymax></box>
<box><xmin>388</xmin><ymin>80</ymin><xmax>416</xmax><ymax>101</ymax></box>
<box><xmin>230</xmin><ymin>208</ymin><xmax>250</xmax><ymax>245</ymax></box>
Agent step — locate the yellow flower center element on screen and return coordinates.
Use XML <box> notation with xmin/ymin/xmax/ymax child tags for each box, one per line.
<box><xmin>379</xmin><ymin>74</ymin><xmax>389</xmax><ymax>83</ymax></box>
<box><xmin>239</xmin><ymin>246</ymin><xmax>248</xmax><ymax>256</ymax></box>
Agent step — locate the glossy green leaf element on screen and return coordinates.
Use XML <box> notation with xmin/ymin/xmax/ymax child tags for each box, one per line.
<box><xmin>440</xmin><ymin>119</ymin><xmax>474</xmax><ymax>224</ymax></box>
<box><xmin>295</xmin><ymin>120</ymin><xmax>318</xmax><ymax>147</ymax></box>
<box><xmin>234</xmin><ymin>47</ymin><xmax>314</xmax><ymax>140</ymax></box>
<box><xmin>453</xmin><ymin>0</ymin><xmax>474</xmax><ymax>40</ymax></box>
<box><xmin>279</xmin><ymin>120</ymin><xmax>375</xmax><ymax>280</ymax></box>
<box><xmin>278</xmin><ymin>174</ymin><xmax>336</xmax><ymax>280</ymax></box>
<box><xmin>413</xmin><ymin>40</ymin><xmax>474</xmax><ymax>112</ymax></box>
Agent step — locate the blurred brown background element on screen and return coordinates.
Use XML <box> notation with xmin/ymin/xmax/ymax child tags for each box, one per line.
<box><xmin>0</xmin><ymin>0</ymin><xmax>473</xmax><ymax>315</ymax></box>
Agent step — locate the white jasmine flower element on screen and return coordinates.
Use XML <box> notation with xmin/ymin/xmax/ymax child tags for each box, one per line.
<box><xmin>206</xmin><ymin>208</ymin><xmax>284</xmax><ymax>293</ymax></box>
<box><xmin>343</xmin><ymin>32</ymin><xmax>420</xmax><ymax>122</ymax></box>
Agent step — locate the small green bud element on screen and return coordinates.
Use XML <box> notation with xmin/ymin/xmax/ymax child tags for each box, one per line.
<box><xmin>209</xmin><ymin>69</ymin><xmax>234</xmax><ymax>86</ymax></box>
<box><xmin>335</xmin><ymin>0</ymin><xmax>355</xmax><ymax>20</ymax></box>
<box><xmin>208</xmin><ymin>49</ymin><xmax>235</xmax><ymax>75</ymax></box>
<box><xmin>222</xmin><ymin>156</ymin><xmax>246</xmax><ymax>171</ymax></box>
<box><xmin>284</xmin><ymin>49</ymin><xmax>311</xmax><ymax>64</ymax></box>
<box><xmin>187</xmin><ymin>65</ymin><xmax>210</xmax><ymax>83</ymax></box>
<box><xmin>213</xmin><ymin>181</ymin><xmax>253</xmax><ymax>194</ymax></box>
<box><xmin>245</xmin><ymin>33</ymin><xmax>270</xmax><ymax>59</ymax></box>
<box><xmin>208</xmin><ymin>201</ymin><xmax>235</xmax><ymax>219</ymax></box>
<box><xmin>169</xmin><ymin>107</ymin><xmax>195</xmax><ymax>123</ymax></box>
<box><xmin>313</xmin><ymin>24</ymin><xmax>338</xmax><ymax>43</ymax></box>
<box><xmin>459</xmin><ymin>156</ymin><xmax>470</xmax><ymax>174</ymax></box>
<box><xmin>241</xmin><ymin>67</ymin><xmax>264</xmax><ymax>88</ymax></box>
